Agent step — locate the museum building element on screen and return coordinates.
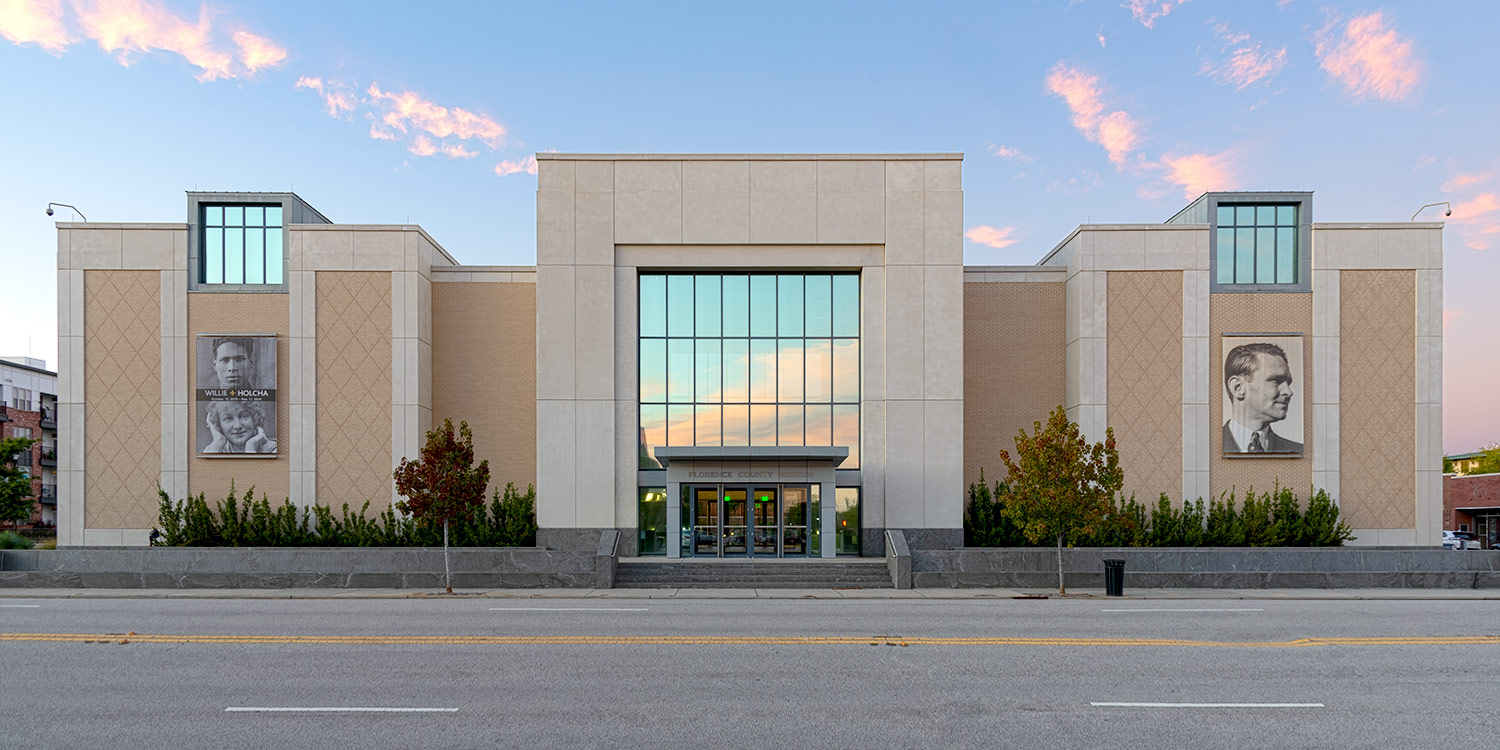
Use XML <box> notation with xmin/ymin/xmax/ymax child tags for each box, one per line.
<box><xmin>53</xmin><ymin>154</ymin><xmax>1444</xmax><ymax>554</ymax></box>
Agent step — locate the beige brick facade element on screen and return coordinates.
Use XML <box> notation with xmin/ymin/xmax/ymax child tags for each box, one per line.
<box><xmin>1107</xmin><ymin>271</ymin><xmax>1184</xmax><ymax>503</ymax></box>
<box><xmin>432</xmin><ymin>279</ymin><xmax>537</xmax><ymax>491</ymax></box>
<box><xmin>83</xmin><ymin>271</ymin><xmax>162</xmax><ymax>529</ymax></box>
<box><xmin>186</xmin><ymin>292</ymin><xmax>291</xmax><ymax>503</ymax></box>
<box><xmin>1339</xmin><ymin>270</ymin><xmax>1416</xmax><ymax>529</ymax></box>
<box><xmin>316</xmin><ymin>271</ymin><xmax>393</xmax><ymax>510</ymax></box>
<box><xmin>962</xmin><ymin>279</ymin><xmax>1065</xmax><ymax>488</ymax></box>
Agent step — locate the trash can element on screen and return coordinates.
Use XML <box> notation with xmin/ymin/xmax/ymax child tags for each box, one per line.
<box><xmin>1104</xmin><ymin>558</ymin><xmax>1126</xmax><ymax>597</ymax></box>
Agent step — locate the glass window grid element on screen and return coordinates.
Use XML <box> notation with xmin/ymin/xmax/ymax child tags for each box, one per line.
<box><xmin>201</xmin><ymin>204</ymin><xmax>285</xmax><ymax>286</ymax></box>
<box><xmin>1215</xmin><ymin>204</ymin><xmax>1298</xmax><ymax>285</ymax></box>
<box><xmin>639</xmin><ymin>272</ymin><xmax>860</xmax><ymax>467</ymax></box>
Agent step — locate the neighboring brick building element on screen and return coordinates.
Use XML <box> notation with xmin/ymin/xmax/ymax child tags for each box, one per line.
<box><xmin>1</xmin><ymin>356</ymin><xmax>58</xmax><ymax>528</ymax></box>
<box><xmin>1442</xmin><ymin>472</ymin><xmax>1500</xmax><ymax>548</ymax></box>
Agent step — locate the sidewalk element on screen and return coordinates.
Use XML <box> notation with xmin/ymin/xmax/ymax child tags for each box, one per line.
<box><xmin>4</xmin><ymin>587</ymin><xmax>1500</xmax><ymax>600</ymax></box>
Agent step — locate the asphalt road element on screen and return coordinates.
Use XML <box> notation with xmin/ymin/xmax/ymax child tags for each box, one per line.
<box><xmin>3</xmin><ymin>597</ymin><xmax>1497</xmax><ymax>748</ymax></box>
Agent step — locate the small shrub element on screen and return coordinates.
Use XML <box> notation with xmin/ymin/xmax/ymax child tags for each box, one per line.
<box><xmin>964</xmin><ymin>470</ymin><xmax>1030</xmax><ymax>547</ymax></box>
<box><xmin>0</xmin><ymin>530</ymin><xmax>34</xmax><ymax>549</ymax></box>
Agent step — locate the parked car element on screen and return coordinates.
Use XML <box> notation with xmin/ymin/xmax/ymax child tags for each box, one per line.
<box><xmin>1442</xmin><ymin>530</ymin><xmax>1482</xmax><ymax>550</ymax></box>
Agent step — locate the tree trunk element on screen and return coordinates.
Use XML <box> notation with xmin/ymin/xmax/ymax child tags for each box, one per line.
<box><xmin>1056</xmin><ymin>533</ymin><xmax>1065</xmax><ymax>595</ymax></box>
<box><xmin>443</xmin><ymin>519</ymin><xmax>452</xmax><ymax>595</ymax></box>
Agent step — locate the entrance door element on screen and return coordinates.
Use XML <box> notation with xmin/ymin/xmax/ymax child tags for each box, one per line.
<box><xmin>722</xmin><ymin>488</ymin><xmax>748</xmax><ymax>556</ymax></box>
<box><xmin>781</xmin><ymin>486</ymin><xmax>808</xmax><ymax>555</ymax></box>
<box><xmin>752</xmin><ymin>487</ymin><xmax>778</xmax><ymax>556</ymax></box>
<box><xmin>693</xmin><ymin>487</ymin><xmax>719</xmax><ymax>557</ymax></box>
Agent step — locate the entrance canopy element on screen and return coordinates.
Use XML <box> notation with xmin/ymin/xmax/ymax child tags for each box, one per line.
<box><xmin>657</xmin><ymin>446</ymin><xmax>850</xmax><ymax>559</ymax></box>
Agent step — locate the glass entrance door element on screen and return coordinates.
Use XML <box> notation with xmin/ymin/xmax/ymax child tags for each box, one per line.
<box><xmin>686</xmin><ymin>483</ymin><xmax>811</xmax><ymax>558</ymax></box>
<box><xmin>722</xmin><ymin>489</ymin><xmax>748</xmax><ymax>556</ymax></box>
<box><xmin>752</xmin><ymin>487</ymin><xmax>778</xmax><ymax>556</ymax></box>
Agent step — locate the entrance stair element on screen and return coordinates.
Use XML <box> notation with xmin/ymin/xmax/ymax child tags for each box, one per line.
<box><xmin>614</xmin><ymin>558</ymin><xmax>893</xmax><ymax>589</ymax></box>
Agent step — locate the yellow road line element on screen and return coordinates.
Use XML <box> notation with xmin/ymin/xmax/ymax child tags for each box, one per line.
<box><xmin>2</xmin><ymin>633</ymin><xmax>1499</xmax><ymax>647</ymax></box>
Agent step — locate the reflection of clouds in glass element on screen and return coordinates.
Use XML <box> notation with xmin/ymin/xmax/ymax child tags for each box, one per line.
<box><xmin>667</xmin><ymin>405</ymin><xmax>693</xmax><ymax>446</ymax></box>
<box><xmin>778</xmin><ymin>405</ymin><xmax>804</xmax><ymax>446</ymax></box>
<box><xmin>639</xmin><ymin>406</ymin><xmax>665</xmax><ymax>466</ymax></box>
<box><xmin>778</xmin><ymin>340</ymin><xmax>803</xmax><ymax>402</ymax></box>
<box><xmin>750</xmin><ymin>341</ymin><xmax>776</xmax><ymax>402</ymax></box>
<box><xmin>805</xmin><ymin>339</ymin><xmax>831</xmax><ymax>402</ymax></box>
<box><xmin>640</xmin><ymin>339</ymin><xmax>665</xmax><ymax>402</ymax></box>
<box><xmin>805</xmin><ymin>404</ymin><xmax>832</xmax><ymax>445</ymax></box>
<box><xmin>751</xmin><ymin>405</ymin><xmax>777</xmax><ymax>446</ymax></box>
<box><xmin>695</xmin><ymin>405</ymin><xmax>722</xmax><ymax>446</ymax></box>
<box><xmin>695</xmin><ymin>340</ymin><xmax>722</xmax><ymax>403</ymax></box>
<box><xmin>723</xmin><ymin>340</ymin><xmax>749</xmax><ymax>402</ymax></box>
<box><xmin>834</xmin><ymin>405</ymin><xmax>859</xmax><ymax>469</ymax></box>
<box><xmin>667</xmin><ymin>339</ymin><xmax>693</xmax><ymax>402</ymax></box>
<box><xmin>833</xmin><ymin>339</ymin><xmax>859</xmax><ymax>402</ymax></box>
<box><xmin>723</xmin><ymin>405</ymin><xmax>749</xmax><ymax>446</ymax></box>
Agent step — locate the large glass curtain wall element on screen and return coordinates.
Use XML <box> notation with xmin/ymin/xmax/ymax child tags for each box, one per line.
<box><xmin>638</xmin><ymin>273</ymin><xmax>860</xmax><ymax>468</ymax></box>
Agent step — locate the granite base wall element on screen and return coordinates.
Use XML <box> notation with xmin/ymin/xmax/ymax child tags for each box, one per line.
<box><xmin>913</xmin><ymin>547</ymin><xmax>1500</xmax><ymax>589</ymax></box>
<box><xmin>0</xmin><ymin>547</ymin><xmax>599</xmax><ymax>589</ymax></box>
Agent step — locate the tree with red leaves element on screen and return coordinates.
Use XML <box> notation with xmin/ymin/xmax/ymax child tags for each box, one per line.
<box><xmin>1000</xmin><ymin>406</ymin><xmax>1123</xmax><ymax>595</ymax></box>
<box><xmin>393</xmin><ymin>419</ymin><xmax>490</xmax><ymax>594</ymax></box>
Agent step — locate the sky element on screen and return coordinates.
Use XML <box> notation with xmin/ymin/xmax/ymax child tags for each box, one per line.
<box><xmin>1</xmin><ymin>0</ymin><xmax>1497</xmax><ymax>452</ymax></box>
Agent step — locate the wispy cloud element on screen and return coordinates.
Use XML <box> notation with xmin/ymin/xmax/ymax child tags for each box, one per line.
<box><xmin>367</xmin><ymin>83</ymin><xmax>506</xmax><ymax>147</ymax></box>
<box><xmin>1097</xmin><ymin>28</ymin><xmax>1107</xmax><ymax>48</ymax></box>
<box><xmin>1451</xmin><ymin>193</ymin><xmax>1499</xmax><ymax>223</ymax></box>
<box><xmin>1441</xmin><ymin>172</ymin><xmax>1492</xmax><ymax>193</ymax></box>
<box><xmin>1047</xmin><ymin>169</ymin><xmax>1104</xmax><ymax>195</ymax></box>
<box><xmin>1159</xmin><ymin>150</ymin><xmax>1240</xmax><ymax>199</ymax></box>
<box><xmin>1202</xmin><ymin>21</ymin><xmax>1287</xmax><ymax>89</ymax></box>
<box><xmin>987</xmin><ymin>144</ymin><xmax>1033</xmax><ymax>163</ymax></box>
<box><xmin>294</xmin><ymin>76</ymin><xmax>357</xmax><ymax>118</ymax></box>
<box><xmin>965</xmin><ymin>225</ymin><xmax>1020</xmax><ymax>249</ymax></box>
<box><xmin>1449</xmin><ymin>193</ymin><xmax>1500</xmax><ymax>249</ymax></box>
<box><xmin>1314</xmin><ymin>10</ymin><xmax>1422</xmax><ymax>102</ymax></box>
<box><xmin>1</xmin><ymin>0</ymin><xmax>286</xmax><ymax>81</ymax></box>
<box><xmin>1125</xmin><ymin>0</ymin><xmax>1190</xmax><ymax>29</ymax></box>
<box><xmin>233</xmin><ymin>30</ymin><xmax>286</xmax><ymax>73</ymax></box>
<box><xmin>494</xmin><ymin>156</ymin><xmax>538</xmax><ymax>177</ymax></box>
<box><xmin>1045</xmin><ymin>63</ymin><xmax>1141</xmax><ymax>166</ymax></box>
<box><xmin>0</xmin><ymin>0</ymin><xmax>72</xmax><ymax>53</ymax></box>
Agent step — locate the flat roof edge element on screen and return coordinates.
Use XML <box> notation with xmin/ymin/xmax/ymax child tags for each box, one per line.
<box><xmin>537</xmin><ymin>153</ymin><xmax>964</xmax><ymax>161</ymax></box>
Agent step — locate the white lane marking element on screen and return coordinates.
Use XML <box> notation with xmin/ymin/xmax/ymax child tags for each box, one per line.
<box><xmin>0</xmin><ymin>604</ymin><xmax>41</xmax><ymax>608</ymax></box>
<box><xmin>1092</xmin><ymin>702</ymin><xmax>1323</xmax><ymax>708</ymax></box>
<box><xmin>489</xmin><ymin>607</ymin><xmax>649</xmax><ymax>612</ymax></box>
<box><xmin>225</xmin><ymin>707</ymin><xmax>459</xmax><ymax>713</ymax></box>
<box><xmin>1099</xmin><ymin>608</ymin><xmax>1264</xmax><ymax>613</ymax></box>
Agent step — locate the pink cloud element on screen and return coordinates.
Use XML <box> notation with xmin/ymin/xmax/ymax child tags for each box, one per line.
<box><xmin>232</xmin><ymin>30</ymin><xmax>285</xmax><ymax>73</ymax></box>
<box><xmin>494</xmin><ymin>156</ymin><xmax>538</xmax><ymax>177</ymax></box>
<box><xmin>1160</xmin><ymin>150</ymin><xmax>1240</xmax><ymax>199</ymax></box>
<box><xmin>1441</xmin><ymin>173</ymin><xmax>1492</xmax><ymax>193</ymax></box>
<box><xmin>1125</xmin><ymin>0</ymin><xmax>1190</xmax><ymax>29</ymax></box>
<box><xmin>1045</xmin><ymin>63</ymin><xmax>1141</xmax><ymax>166</ymax></box>
<box><xmin>1451</xmin><ymin>193</ymin><xmax>1500</xmax><ymax>222</ymax></box>
<box><xmin>74</xmin><ymin>0</ymin><xmax>234</xmax><ymax>81</ymax></box>
<box><xmin>1097</xmin><ymin>29</ymin><xmax>1107</xmax><ymax>48</ymax></box>
<box><xmin>367</xmin><ymin>83</ymin><xmax>506</xmax><ymax>147</ymax></box>
<box><xmin>295</xmin><ymin>76</ymin><xmax>357</xmax><ymax>118</ymax></box>
<box><xmin>368</xmin><ymin>122</ymin><xmax>398</xmax><ymax>141</ymax></box>
<box><xmin>965</xmin><ymin>225</ymin><xmax>1020</xmax><ymax>249</ymax></box>
<box><xmin>1202</xmin><ymin>22</ymin><xmax>1286</xmax><ymax>89</ymax></box>
<box><xmin>407</xmin><ymin>135</ymin><xmax>437</xmax><ymax>157</ymax></box>
<box><xmin>439</xmin><ymin>142</ymin><xmax>476</xmax><ymax>159</ymax></box>
<box><xmin>1315</xmin><ymin>11</ymin><xmax>1422</xmax><ymax>102</ymax></box>
<box><xmin>987</xmin><ymin>144</ymin><xmax>1033</xmax><ymax>163</ymax></box>
<box><xmin>0</xmin><ymin>0</ymin><xmax>72</xmax><ymax>53</ymax></box>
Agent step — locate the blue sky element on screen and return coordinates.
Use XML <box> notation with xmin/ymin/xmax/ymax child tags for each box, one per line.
<box><xmin>2</xmin><ymin>0</ymin><xmax>1497</xmax><ymax>451</ymax></box>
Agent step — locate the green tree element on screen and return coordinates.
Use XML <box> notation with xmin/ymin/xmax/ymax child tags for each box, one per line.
<box><xmin>0</xmin><ymin>437</ymin><xmax>39</xmax><ymax>530</ymax></box>
<box><xmin>393</xmin><ymin>419</ymin><xmax>490</xmax><ymax>594</ymax></box>
<box><xmin>1000</xmin><ymin>406</ymin><xmax>1124</xmax><ymax>595</ymax></box>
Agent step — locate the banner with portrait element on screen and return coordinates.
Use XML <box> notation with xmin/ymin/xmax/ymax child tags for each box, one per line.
<box><xmin>195</xmin><ymin>334</ymin><xmax>278</xmax><ymax>456</ymax></box>
<box><xmin>1221</xmin><ymin>334</ymin><xmax>1304</xmax><ymax>457</ymax></box>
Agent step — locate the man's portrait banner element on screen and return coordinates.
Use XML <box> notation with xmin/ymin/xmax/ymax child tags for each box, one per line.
<box><xmin>1221</xmin><ymin>334</ymin><xmax>1304</xmax><ymax>457</ymax></box>
<box><xmin>195</xmin><ymin>334</ymin><xmax>278</xmax><ymax>456</ymax></box>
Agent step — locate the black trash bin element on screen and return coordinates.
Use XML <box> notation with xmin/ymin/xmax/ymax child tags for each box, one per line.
<box><xmin>1104</xmin><ymin>558</ymin><xmax>1126</xmax><ymax>597</ymax></box>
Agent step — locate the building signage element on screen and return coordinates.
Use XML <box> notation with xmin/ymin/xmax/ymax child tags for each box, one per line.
<box><xmin>195</xmin><ymin>334</ymin><xmax>278</xmax><ymax>456</ymax></box>
<box><xmin>686</xmin><ymin>470</ymin><xmax>776</xmax><ymax>480</ymax></box>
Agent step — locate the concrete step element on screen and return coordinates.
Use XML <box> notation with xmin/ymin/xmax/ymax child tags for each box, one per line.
<box><xmin>614</xmin><ymin>560</ymin><xmax>893</xmax><ymax>589</ymax></box>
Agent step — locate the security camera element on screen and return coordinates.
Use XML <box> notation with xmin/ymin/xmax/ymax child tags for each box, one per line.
<box><xmin>45</xmin><ymin>206</ymin><xmax>53</xmax><ymax>216</ymax></box>
<box><xmin>1445</xmin><ymin>209</ymin><xmax>1452</xmax><ymax>217</ymax></box>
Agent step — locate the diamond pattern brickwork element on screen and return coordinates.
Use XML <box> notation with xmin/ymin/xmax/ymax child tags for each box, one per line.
<box><xmin>317</xmin><ymin>272</ymin><xmax>392</xmax><ymax>509</ymax></box>
<box><xmin>1209</xmin><ymin>293</ymin><xmax>1313</xmax><ymax>499</ymax></box>
<box><xmin>1107</xmin><ymin>272</ymin><xmax>1184</xmax><ymax>503</ymax></box>
<box><xmin>187</xmin><ymin>293</ymin><xmax>290</xmax><ymax>502</ymax></box>
<box><xmin>1340</xmin><ymin>270</ymin><xmax>1416</xmax><ymax>529</ymax></box>
<box><xmin>962</xmin><ymin>281</ymin><xmax>1066</xmax><ymax>487</ymax></box>
<box><xmin>84</xmin><ymin>271</ymin><xmax>162</xmax><ymax>529</ymax></box>
<box><xmin>432</xmin><ymin>281</ymin><xmax>537</xmax><ymax>489</ymax></box>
